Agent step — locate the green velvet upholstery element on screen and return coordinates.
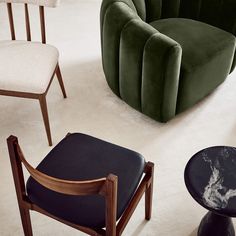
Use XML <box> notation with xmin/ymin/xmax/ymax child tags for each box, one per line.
<box><xmin>100</xmin><ymin>0</ymin><xmax>236</xmax><ymax>122</ymax></box>
<box><xmin>151</xmin><ymin>18</ymin><xmax>236</xmax><ymax>113</ymax></box>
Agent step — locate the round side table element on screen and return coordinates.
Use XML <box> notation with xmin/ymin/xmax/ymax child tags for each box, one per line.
<box><xmin>184</xmin><ymin>146</ymin><xmax>236</xmax><ymax>236</ymax></box>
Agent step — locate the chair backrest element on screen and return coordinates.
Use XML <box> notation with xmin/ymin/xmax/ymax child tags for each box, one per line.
<box><xmin>123</xmin><ymin>0</ymin><xmax>236</xmax><ymax>35</ymax></box>
<box><xmin>0</xmin><ymin>0</ymin><xmax>60</xmax><ymax>43</ymax></box>
<box><xmin>7</xmin><ymin>135</ymin><xmax>112</xmax><ymax>196</ymax></box>
<box><xmin>0</xmin><ymin>0</ymin><xmax>59</xmax><ymax>7</ymax></box>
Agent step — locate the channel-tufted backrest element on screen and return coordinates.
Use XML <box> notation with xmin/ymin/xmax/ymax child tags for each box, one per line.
<box><xmin>179</xmin><ymin>0</ymin><xmax>236</xmax><ymax>35</ymax></box>
<box><xmin>0</xmin><ymin>0</ymin><xmax>59</xmax><ymax>7</ymax></box>
<box><xmin>130</xmin><ymin>0</ymin><xmax>236</xmax><ymax>35</ymax></box>
<box><xmin>133</xmin><ymin>0</ymin><xmax>236</xmax><ymax>71</ymax></box>
<box><xmin>130</xmin><ymin>0</ymin><xmax>180</xmax><ymax>22</ymax></box>
<box><xmin>131</xmin><ymin>0</ymin><xmax>146</xmax><ymax>20</ymax></box>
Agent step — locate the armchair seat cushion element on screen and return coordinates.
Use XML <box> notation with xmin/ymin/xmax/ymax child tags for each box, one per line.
<box><xmin>26</xmin><ymin>133</ymin><xmax>145</xmax><ymax>228</ymax></box>
<box><xmin>150</xmin><ymin>18</ymin><xmax>236</xmax><ymax>112</ymax></box>
<box><xmin>0</xmin><ymin>40</ymin><xmax>59</xmax><ymax>94</ymax></box>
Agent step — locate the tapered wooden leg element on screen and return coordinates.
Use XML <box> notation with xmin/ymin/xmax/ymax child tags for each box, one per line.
<box><xmin>105</xmin><ymin>174</ymin><xmax>117</xmax><ymax>236</ymax></box>
<box><xmin>19</xmin><ymin>207</ymin><xmax>33</xmax><ymax>236</ymax></box>
<box><xmin>39</xmin><ymin>95</ymin><xmax>52</xmax><ymax>146</ymax></box>
<box><xmin>56</xmin><ymin>65</ymin><xmax>67</xmax><ymax>98</ymax></box>
<box><xmin>7</xmin><ymin>136</ymin><xmax>33</xmax><ymax>235</ymax></box>
<box><xmin>145</xmin><ymin>162</ymin><xmax>154</xmax><ymax>220</ymax></box>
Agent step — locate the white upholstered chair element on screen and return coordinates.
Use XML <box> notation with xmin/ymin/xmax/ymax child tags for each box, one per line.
<box><xmin>0</xmin><ymin>0</ymin><xmax>67</xmax><ymax>146</ymax></box>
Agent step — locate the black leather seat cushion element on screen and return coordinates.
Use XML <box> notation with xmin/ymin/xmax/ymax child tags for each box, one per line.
<box><xmin>26</xmin><ymin>133</ymin><xmax>145</xmax><ymax>228</ymax></box>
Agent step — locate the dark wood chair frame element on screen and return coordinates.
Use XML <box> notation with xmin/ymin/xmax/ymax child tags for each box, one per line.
<box><xmin>0</xmin><ymin>2</ymin><xmax>67</xmax><ymax>146</ymax></box>
<box><xmin>7</xmin><ymin>135</ymin><xmax>154</xmax><ymax>236</ymax></box>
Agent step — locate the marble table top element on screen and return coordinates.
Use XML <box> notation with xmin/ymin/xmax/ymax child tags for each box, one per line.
<box><xmin>184</xmin><ymin>146</ymin><xmax>236</xmax><ymax>217</ymax></box>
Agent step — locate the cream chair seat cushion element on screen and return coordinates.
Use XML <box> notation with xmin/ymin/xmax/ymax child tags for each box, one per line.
<box><xmin>0</xmin><ymin>40</ymin><xmax>59</xmax><ymax>94</ymax></box>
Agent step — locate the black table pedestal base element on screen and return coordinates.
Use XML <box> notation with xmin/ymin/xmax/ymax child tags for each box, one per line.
<box><xmin>198</xmin><ymin>211</ymin><xmax>235</xmax><ymax>236</ymax></box>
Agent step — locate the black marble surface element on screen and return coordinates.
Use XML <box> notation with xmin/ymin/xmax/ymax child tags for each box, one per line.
<box><xmin>184</xmin><ymin>146</ymin><xmax>236</xmax><ymax>217</ymax></box>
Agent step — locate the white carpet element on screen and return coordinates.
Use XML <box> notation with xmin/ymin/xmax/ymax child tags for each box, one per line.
<box><xmin>0</xmin><ymin>0</ymin><xmax>236</xmax><ymax>235</ymax></box>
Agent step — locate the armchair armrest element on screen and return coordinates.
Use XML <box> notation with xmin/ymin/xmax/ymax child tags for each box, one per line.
<box><xmin>101</xmin><ymin>0</ymin><xmax>182</xmax><ymax>122</ymax></box>
<box><xmin>101</xmin><ymin>1</ymin><xmax>138</xmax><ymax>96</ymax></box>
<box><xmin>119</xmin><ymin>19</ymin><xmax>182</xmax><ymax>122</ymax></box>
<box><xmin>142</xmin><ymin>33</ymin><xmax>182</xmax><ymax>122</ymax></box>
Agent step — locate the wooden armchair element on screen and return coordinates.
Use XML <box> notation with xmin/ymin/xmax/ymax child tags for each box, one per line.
<box><xmin>0</xmin><ymin>0</ymin><xmax>67</xmax><ymax>146</ymax></box>
<box><xmin>7</xmin><ymin>133</ymin><xmax>154</xmax><ymax>235</ymax></box>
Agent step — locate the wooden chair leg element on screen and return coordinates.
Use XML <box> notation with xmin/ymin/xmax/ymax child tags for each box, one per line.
<box><xmin>7</xmin><ymin>136</ymin><xmax>33</xmax><ymax>236</ymax></box>
<box><xmin>105</xmin><ymin>174</ymin><xmax>117</xmax><ymax>236</ymax></box>
<box><xmin>145</xmin><ymin>162</ymin><xmax>154</xmax><ymax>220</ymax></box>
<box><xmin>19</xmin><ymin>207</ymin><xmax>33</xmax><ymax>236</ymax></box>
<box><xmin>39</xmin><ymin>95</ymin><xmax>52</xmax><ymax>146</ymax></box>
<box><xmin>56</xmin><ymin>65</ymin><xmax>67</xmax><ymax>98</ymax></box>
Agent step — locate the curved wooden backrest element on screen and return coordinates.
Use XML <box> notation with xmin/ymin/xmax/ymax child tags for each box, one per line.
<box><xmin>9</xmin><ymin>136</ymin><xmax>108</xmax><ymax>196</ymax></box>
<box><xmin>0</xmin><ymin>0</ymin><xmax>59</xmax><ymax>7</ymax></box>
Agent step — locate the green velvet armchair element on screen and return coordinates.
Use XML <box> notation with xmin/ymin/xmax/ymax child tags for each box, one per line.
<box><xmin>100</xmin><ymin>0</ymin><xmax>236</xmax><ymax>122</ymax></box>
